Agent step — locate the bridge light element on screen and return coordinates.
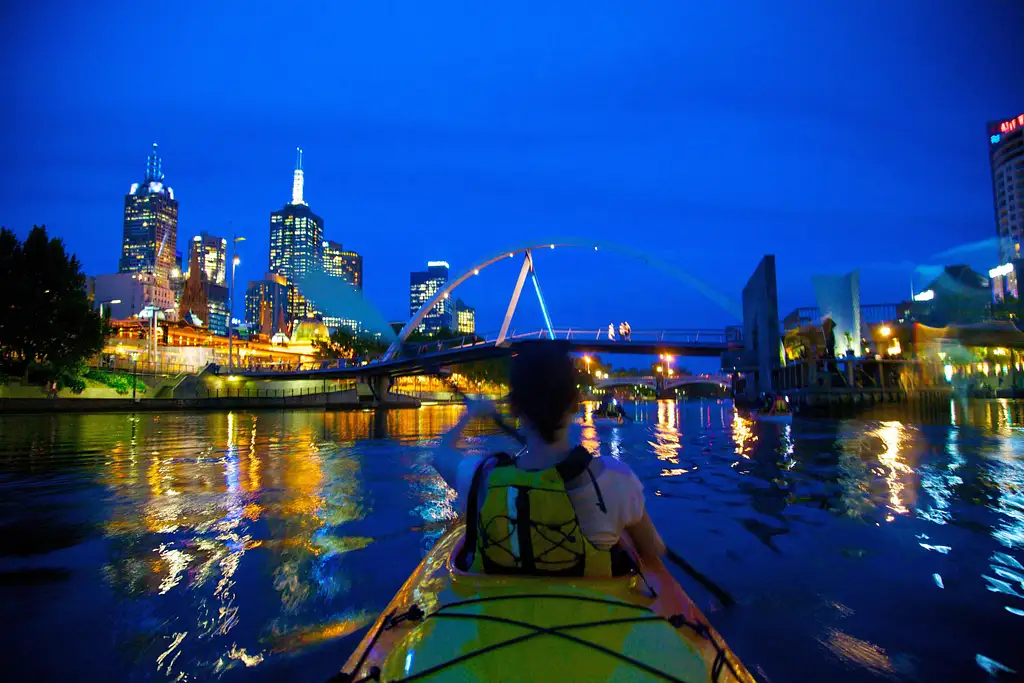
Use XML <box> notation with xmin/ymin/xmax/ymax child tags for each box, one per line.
<box><xmin>656</xmin><ymin>366</ymin><xmax>663</xmax><ymax>373</ymax></box>
<box><xmin>474</xmin><ymin>269</ymin><xmax>480</xmax><ymax>275</ymax></box>
<box><xmin>550</xmin><ymin>244</ymin><xmax>555</xmax><ymax>249</ymax></box>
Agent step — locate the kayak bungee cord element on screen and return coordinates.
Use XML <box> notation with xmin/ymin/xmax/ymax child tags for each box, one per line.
<box><xmin>332</xmin><ymin>594</ymin><xmax>739</xmax><ymax>683</ymax></box>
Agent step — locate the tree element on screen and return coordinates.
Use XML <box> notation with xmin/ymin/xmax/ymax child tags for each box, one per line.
<box><xmin>314</xmin><ymin>327</ymin><xmax>388</xmax><ymax>360</ymax></box>
<box><xmin>0</xmin><ymin>226</ymin><xmax>104</xmax><ymax>388</ymax></box>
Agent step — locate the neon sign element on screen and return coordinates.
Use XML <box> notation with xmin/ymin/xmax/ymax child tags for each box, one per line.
<box><xmin>992</xmin><ymin>113</ymin><xmax>1024</xmax><ymax>136</ymax></box>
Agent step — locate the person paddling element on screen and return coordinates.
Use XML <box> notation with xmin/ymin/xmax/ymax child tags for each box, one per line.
<box><xmin>432</xmin><ymin>341</ymin><xmax>674</xmax><ymax>580</ymax></box>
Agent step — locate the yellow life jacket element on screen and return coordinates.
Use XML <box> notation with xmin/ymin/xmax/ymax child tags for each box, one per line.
<box><xmin>459</xmin><ymin>447</ymin><xmax>612</xmax><ymax>578</ymax></box>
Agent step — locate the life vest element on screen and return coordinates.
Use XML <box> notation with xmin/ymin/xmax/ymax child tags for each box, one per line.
<box><xmin>458</xmin><ymin>446</ymin><xmax>612</xmax><ymax>578</ymax></box>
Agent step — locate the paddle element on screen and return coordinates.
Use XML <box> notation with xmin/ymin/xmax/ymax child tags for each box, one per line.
<box><xmin>426</xmin><ymin>364</ymin><xmax>736</xmax><ymax>609</ymax></box>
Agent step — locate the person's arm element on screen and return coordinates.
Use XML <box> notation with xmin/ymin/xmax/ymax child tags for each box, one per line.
<box><xmin>432</xmin><ymin>397</ymin><xmax>497</xmax><ymax>494</ymax></box>
<box><xmin>625</xmin><ymin>510</ymin><xmax>666</xmax><ymax>566</ymax></box>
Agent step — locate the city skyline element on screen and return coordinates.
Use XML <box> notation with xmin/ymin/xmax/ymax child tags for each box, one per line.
<box><xmin>2</xmin><ymin>2</ymin><xmax>1022</xmax><ymax>334</ymax></box>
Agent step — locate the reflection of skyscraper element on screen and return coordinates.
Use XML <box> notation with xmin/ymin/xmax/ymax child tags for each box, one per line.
<box><xmin>119</xmin><ymin>144</ymin><xmax>178</xmax><ymax>283</ymax></box>
<box><xmin>270</xmin><ymin>149</ymin><xmax>323</xmax><ymax>284</ymax></box>
<box><xmin>410</xmin><ymin>261</ymin><xmax>452</xmax><ymax>334</ymax></box>
<box><xmin>989</xmin><ymin>113</ymin><xmax>1024</xmax><ymax>264</ymax></box>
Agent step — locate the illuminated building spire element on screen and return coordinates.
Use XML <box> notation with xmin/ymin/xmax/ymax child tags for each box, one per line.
<box><xmin>145</xmin><ymin>142</ymin><xmax>163</xmax><ymax>182</ymax></box>
<box><xmin>291</xmin><ymin>147</ymin><xmax>305</xmax><ymax>205</ymax></box>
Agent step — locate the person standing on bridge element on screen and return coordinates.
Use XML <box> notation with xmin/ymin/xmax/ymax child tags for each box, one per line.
<box><xmin>608</xmin><ymin>323</ymin><xmax>616</xmax><ymax>341</ymax></box>
<box><xmin>618</xmin><ymin>322</ymin><xmax>626</xmax><ymax>340</ymax></box>
<box><xmin>624</xmin><ymin>321</ymin><xmax>632</xmax><ymax>342</ymax></box>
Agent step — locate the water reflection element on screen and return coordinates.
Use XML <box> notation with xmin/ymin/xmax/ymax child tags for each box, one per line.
<box><xmin>2</xmin><ymin>402</ymin><xmax>1024</xmax><ymax>681</ymax></box>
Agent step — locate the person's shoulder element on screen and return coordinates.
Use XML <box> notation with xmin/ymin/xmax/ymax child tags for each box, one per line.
<box><xmin>595</xmin><ymin>456</ymin><xmax>641</xmax><ymax>484</ymax></box>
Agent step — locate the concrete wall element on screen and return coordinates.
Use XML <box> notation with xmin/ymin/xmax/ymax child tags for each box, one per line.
<box><xmin>741</xmin><ymin>255</ymin><xmax>782</xmax><ymax>397</ymax></box>
<box><xmin>813</xmin><ymin>270</ymin><xmax>862</xmax><ymax>357</ymax></box>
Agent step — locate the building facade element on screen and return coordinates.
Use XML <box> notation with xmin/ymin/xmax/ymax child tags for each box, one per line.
<box><xmin>269</xmin><ymin>149</ymin><xmax>323</xmax><ymax>285</ymax></box>
<box><xmin>119</xmin><ymin>144</ymin><xmax>178</xmax><ymax>283</ymax></box>
<box><xmin>188</xmin><ymin>232</ymin><xmax>227</xmax><ymax>285</ymax></box>
<box><xmin>410</xmin><ymin>261</ymin><xmax>452</xmax><ymax>334</ymax></box>
<box><xmin>94</xmin><ymin>272</ymin><xmax>176</xmax><ymax>321</ymax></box>
<box><xmin>245</xmin><ymin>273</ymin><xmax>293</xmax><ymax>338</ymax></box>
<box><xmin>323</xmin><ymin>240</ymin><xmax>363</xmax><ymax>290</ymax></box>
<box><xmin>455</xmin><ymin>298</ymin><xmax>475</xmax><ymax>336</ymax></box>
<box><xmin>989</xmin><ymin>113</ymin><xmax>1024</xmax><ymax>263</ymax></box>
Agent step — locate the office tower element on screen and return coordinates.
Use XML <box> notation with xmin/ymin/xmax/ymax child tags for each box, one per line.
<box><xmin>119</xmin><ymin>143</ymin><xmax>178</xmax><ymax>283</ymax></box>
<box><xmin>323</xmin><ymin>240</ymin><xmax>363</xmax><ymax>290</ymax></box>
<box><xmin>188</xmin><ymin>232</ymin><xmax>227</xmax><ymax>285</ymax></box>
<box><xmin>410</xmin><ymin>261</ymin><xmax>453</xmax><ymax>334</ymax></box>
<box><xmin>186</xmin><ymin>232</ymin><xmax>229</xmax><ymax>334</ymax></box>
<box><xmin>989</xmin><ymin>113</ymin><xmax>1024</xmax><ymax>263</ymax></box>
<box><xmin>269</xmin><ymin>148</ymin><xmax>323</xmax><ymax>284</ymax></box>
<box><xmin>245</xmin><ymin>273</ymin><xmax>293</xmax><ymax>338</ymax></box>
<box><xmin>455</xmin><ymin>299</ymin><xmax>475</xmax><ymax>336</ymax></box>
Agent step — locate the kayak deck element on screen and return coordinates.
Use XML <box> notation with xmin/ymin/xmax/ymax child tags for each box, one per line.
<box><xmin>339</xmin><ymin>526</ymin><xmax>753</xmax><ymax>682</ymax></box>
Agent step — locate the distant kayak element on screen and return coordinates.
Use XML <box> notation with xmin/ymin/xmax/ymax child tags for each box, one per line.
<box><xmin>750</xmin><ymin>411</ymin><xmax>793</xmax><ymax>424</ymax></box>
<box><xmin>338</xmin><ymin>525</ymin><xmax>755</xmax><ymax>682</ymax></box>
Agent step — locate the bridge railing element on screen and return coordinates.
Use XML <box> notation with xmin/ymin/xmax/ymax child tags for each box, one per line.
<box><xmin>503</xmin><ymin>328</ymin><xmax>729</xmax><ymax>344</ymax></box>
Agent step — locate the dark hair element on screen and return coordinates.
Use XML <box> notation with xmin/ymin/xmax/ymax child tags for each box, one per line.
<box><xmin>508</xmin><ymin>341</ymin><xmax>579</xmax><ymax>443</ymax></box>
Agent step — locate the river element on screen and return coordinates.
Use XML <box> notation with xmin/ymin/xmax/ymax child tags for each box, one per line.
<box><xmin>0</xmin><ymin>401</ymin><xmax>1021</xmax><ymax>682</ymax></box>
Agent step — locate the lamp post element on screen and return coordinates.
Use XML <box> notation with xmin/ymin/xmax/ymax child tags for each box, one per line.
<box><xmin>130</xmin><ymin>351</ymin><xmax>140</xmax><ymax>402</ymax></box>
<box><xmin>227</xmin><ymin>233</ymin><xmax>245</xmax><ymax>372</ymax></box>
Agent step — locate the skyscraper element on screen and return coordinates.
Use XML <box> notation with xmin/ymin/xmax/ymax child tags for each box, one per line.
<box><xmin>323</xmin><ymin>240</ymin><xmax>363</xmax><ymax>290</ymax></box>
<box><xmin>455</xmin><ymin>299</ymin><xmax>476</xmax><ymax>336</ymax></box>
<box><xmin>269</xmin><ymin>148</ymin><xmax>323</xmax><ymax>284</ymax></box>
<box><xmin>245</xmin><ymin>273</ymin><xmax>293</xmax><ymax>338</ymax></box>
<box><xmin>184</xmin><ymin>233</ymin><xmax>230</xmax><ymax>335</ymax></box>
<box><xmin>188</xmin><ymin>233</ymin><xmax>227</xmax><ymax>285</ymax></box>
<box><xmin>119</xmin><ymin>143</ymin><xmax>178</xmax><ymax>283</ymax></box>
<box><xmin>989</xmin><ymin>112</ymin><xmax>1024</xmax><ymax>264</ymax></box>
<box><xmin>410</xmin><ymin>261</ymin><xmax>453</xmax><ymax>334</ymax></box>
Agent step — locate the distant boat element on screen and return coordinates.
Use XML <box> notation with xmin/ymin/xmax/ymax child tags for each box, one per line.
<box><xmin>751</xmin><ymin>411</ymin><xmax>793</xmax><ymax>424</ymax></box>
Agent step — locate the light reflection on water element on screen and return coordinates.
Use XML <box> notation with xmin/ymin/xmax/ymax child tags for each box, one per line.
<box><xmin>0</xmin><ymin>401</ymin><xmax>1022</xmax><ymax>681</ymax></box>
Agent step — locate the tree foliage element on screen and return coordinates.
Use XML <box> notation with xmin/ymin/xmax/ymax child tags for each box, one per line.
<box><xmin>0</xmin><ymin>226</ymin><xmax>104</xmax><ymax>385</ymax></box>
<box><xmin>314</xmin><ymin>327</ymin><xmax>389</xmax><ymax>360</ymax></box>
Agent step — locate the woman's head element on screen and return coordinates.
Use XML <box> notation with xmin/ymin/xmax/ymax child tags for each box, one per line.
<box><xmin>508</xmin><ymin>342</ymin><xmax>579</xmax><ymax>443</ymax></box>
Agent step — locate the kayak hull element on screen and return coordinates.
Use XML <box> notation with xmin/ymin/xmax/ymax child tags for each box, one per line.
<box><xmin>340</xmin><ymin>525</ymin><xmax>754</xmax><ymax>682</ymax></box>
<box><xmin>752</xmin><ymin>412</ymin><xmax>793</xmax><ymax>424</ymax></box>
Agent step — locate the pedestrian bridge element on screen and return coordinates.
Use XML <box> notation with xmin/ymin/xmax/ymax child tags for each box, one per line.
<box><xmin>237</xmin><ymin>328</ymin><xmax>730</xmax><ymax>380</ymax></box>
<box><xmin>593</xmin><ymin>374</ymin><xmax>731</xmax><ymax>390</ymax></box>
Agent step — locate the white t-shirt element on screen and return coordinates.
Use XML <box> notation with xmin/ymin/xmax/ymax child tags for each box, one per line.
<box><xmin>454</xmin><ymin>452</ymin><xmax>646</xmax><ymax>550</ymax></box>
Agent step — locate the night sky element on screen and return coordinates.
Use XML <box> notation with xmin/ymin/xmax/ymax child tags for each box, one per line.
<box><xmin>2</xmin><ymin>1</ymin><xmax>1022</xmax><ymax>336</ymax></box>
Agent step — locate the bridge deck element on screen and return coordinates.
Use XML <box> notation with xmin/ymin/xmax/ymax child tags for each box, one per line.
<box><xmin>237</xmin><ymin>331</ymin><xmax>730</xmax><ymax>380</ymax></box>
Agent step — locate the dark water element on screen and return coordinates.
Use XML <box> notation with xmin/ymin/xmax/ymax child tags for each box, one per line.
<box><xmin>0</xmin><ymin>401</ymin><xmax>1022</xmax><ymax>682</ymax></box>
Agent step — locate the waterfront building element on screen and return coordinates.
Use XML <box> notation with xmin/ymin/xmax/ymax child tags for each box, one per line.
<box><xmin>93</xmin><ymin>272</ymin><xmax>176</xmax><ymax>321</ymax></box>
<box><xmin>911</xmin><ymin>265</ymin><xmax>991</xmax><ymax>326</ymax></box>
<box><xmin>410</xmin><ymin>261</ymin><xmax>453</xmax><ymax>334</ymax></box>
<box><xmin>119</xmin><ymin>144</ymin><xmax>178</xmax><ymax>283</ymax></box>
<box><xmin>455</xmin><ymin>299</ymin><xmax>476</xmax><ymax>336</ymax></box>
<box><xmin>323</xmin><ymin>240</ymin><xmax>363</xmax><ymax>290</ymax></box>
<box><xmin>989</xmin><ymin>112</ymin><xmax>1024</xmax><ymax>263</ymax></box>
<box><xmin>269</xmin><ymin>148</ymin><xmax>323</xmax><ymax>285</ymax></box>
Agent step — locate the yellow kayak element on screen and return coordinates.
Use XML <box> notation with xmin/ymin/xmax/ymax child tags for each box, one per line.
<box><xmin>337</xmin><ymin>525</ymin><xmax>754</xmax><ymax>682</ymax></box>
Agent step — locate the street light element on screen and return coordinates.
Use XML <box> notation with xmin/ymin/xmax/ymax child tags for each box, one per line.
<box><xmin>227</xmin><ymin>233</ymin><xmax>245</xmax><ymax>372</ymax></box>
<box><xmin>583</xmin><ymin>355</ymin><xmax>592</xmax><ymax>374</ymax></box>
<box><xmin>880</xmin><ymin>325</ymin><xmax>892</xmax><ymax>338</ymax></box>
<box><xmin>130</xmin><ymin>351</ymin><xmax>140</xmax><ymax>402</ymax></box>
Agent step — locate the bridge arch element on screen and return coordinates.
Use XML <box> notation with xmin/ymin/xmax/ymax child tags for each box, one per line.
<box><xmin>384</xmin><ymin>239</ymin><xmax>742</xmax><ymax>361</ymax></box>
<box><xmin>385</xmin><ymin>242</ymin><xmax>594</xmax><ymax>360</ymax></box>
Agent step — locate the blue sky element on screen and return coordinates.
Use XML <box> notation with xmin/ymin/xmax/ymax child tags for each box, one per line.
<box><xmin>1</xmin><ymin>1</ymin><xmax>1021</xmax><ymax>335</ymax></box>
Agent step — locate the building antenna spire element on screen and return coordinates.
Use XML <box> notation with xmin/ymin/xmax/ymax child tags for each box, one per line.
<box><xmin>291</xmin><ymin>147</ymin><xmax>305</xmax><ymax>205</ymax></box>
<box><xmin>145</xmin><ymin>142</ymin><xmax>163</xmax><ymax>182</ymax></box>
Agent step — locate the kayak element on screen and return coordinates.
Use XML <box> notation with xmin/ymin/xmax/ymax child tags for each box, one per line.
<box><xmin>590</xmin><ymin>414</ymin><xmax>626</xmax><ymax>425</ymax></box>
<box><xmin>751</xmin><ymin>412</ymin><xmax>792</xmax><ymax>424</ymax></box>
<box><xmin>338</xmin><ymin>525</ymin><xmax>754</xmax><ymax>682</ymax></box>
